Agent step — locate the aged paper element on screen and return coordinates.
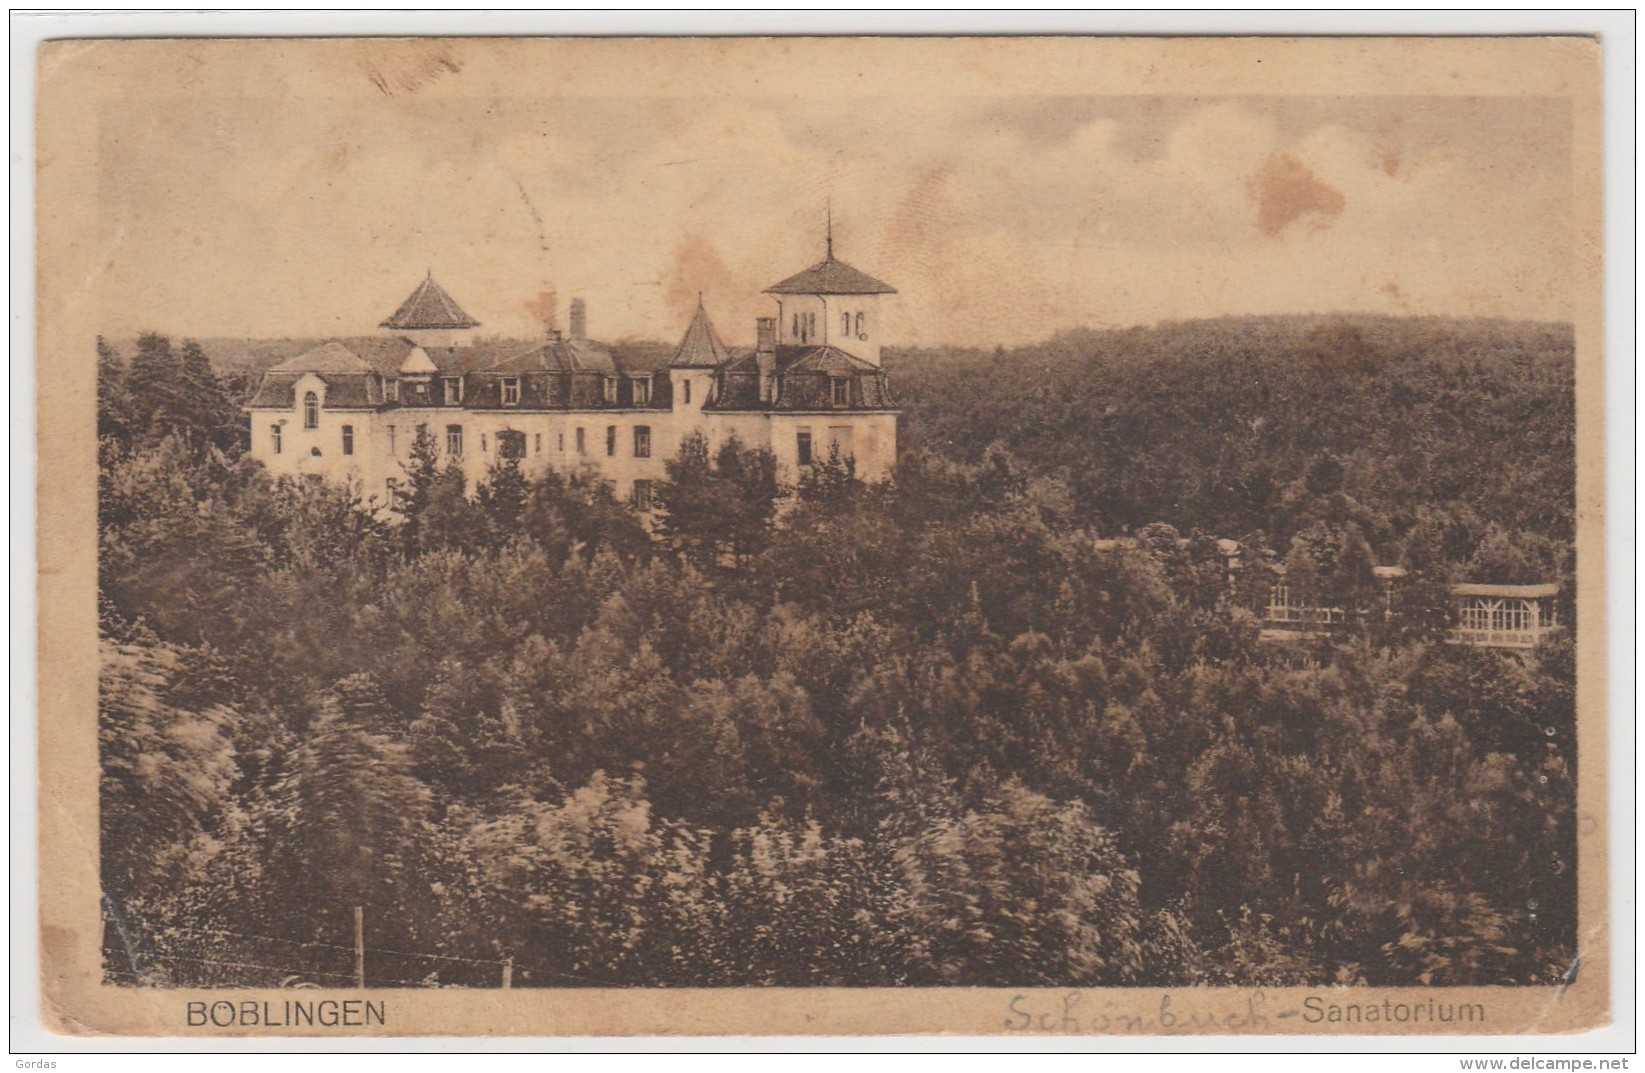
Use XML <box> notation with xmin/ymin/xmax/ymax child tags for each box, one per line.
<box><xmin>37</xmin><ymin>36</ymin><xmax>1606</xmax><ymax>1037</ymax></box>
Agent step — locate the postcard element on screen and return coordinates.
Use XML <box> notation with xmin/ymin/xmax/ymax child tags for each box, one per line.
<box><xmin>34</xmin><ymin>34</ymin><xmax>1607</xmax><ymax>1036</ymax></box>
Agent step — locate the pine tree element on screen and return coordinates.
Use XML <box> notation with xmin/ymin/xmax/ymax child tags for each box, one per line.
<box><xmin>398</xmin><ymin>426</ymin><xmax>443</xmax><ymax>554</ymax></box>
<box><xmin>124</xmin><ymin>332</ymin><xmax>186</xmax><ymax>445</ymax></box>
<box><xmin>96</xmin><ymin>336</ymin><xmax>130</xmax><ymax>445</ymax></box>
<box><xmin>476</xmin><ymin>454</ymin><xmax>529</xmax><ymax>546</ymax></box>
<box><xmin>179</xmin><ymin>339</ymin><xmax>240</xmax><ymax>454</ymax></box>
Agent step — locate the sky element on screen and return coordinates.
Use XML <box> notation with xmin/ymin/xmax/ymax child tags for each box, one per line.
<box><xmin>95</xmin><ymin>89</ymin><xmax>1573</xmax><ymax>347</ymax></box>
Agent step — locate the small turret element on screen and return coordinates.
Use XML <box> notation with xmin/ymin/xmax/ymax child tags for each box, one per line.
<box><xmin>764</xmin><ymin>215</ymin><xmax>895</xmax><ymax>367</ymax></box>
<box><xmin>380</xmin><ymin>272</ymin><xmax>480</xmax><ymax>348</ymax></box>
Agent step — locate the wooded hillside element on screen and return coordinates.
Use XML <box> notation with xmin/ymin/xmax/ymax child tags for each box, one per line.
<box><xmin>95</xmin><ymin>317</ymin><xmax>1577</xmax><ymax>989</ymax></box>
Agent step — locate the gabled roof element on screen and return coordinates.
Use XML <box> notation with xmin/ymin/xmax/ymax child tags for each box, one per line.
<box><xmin>479</xmin><ymin>337</ymin><xmax>619</xmax><ymax>376</ymax></box>
<box><xmin>246</xmin><ymin>370</ymin><xmax>387</xmax><ymax>409</ymax></box>
<box><xmin>267</xmin><ymin>341</ymin><xmax>375</xmax><ymax>375</ymax></box>
<box><xmin>399</xmin><ymin>347</ymin><xmax>439</xmax><ymax>375</ymax></box>
<box><xmin>764</xmin><ymin>254</ymin><xmax>896</xmax><ymax>296</ymax></box>
<box><xmin>779</xmin><ymin>345</ymin><xmax>880</xmax><ymax>375</ymax></box>
<box><xmin>1451</xmin><ymin>582</ymin><xmax>1560</xmax><ymax>598</ymax></box>
<box><xmin>380</xmin><ymin>273</ymin><xmax>481</xmax><ymax>330</ymax></box>
<box><xmin>421</xmin><ymin>341</ymin><xmax>540</xmax><ymax>375</ymax></box>
<box><xmin>669</xmin><ymin>299</ymin><xmax>731</xmax><ymax>368</ymax></box>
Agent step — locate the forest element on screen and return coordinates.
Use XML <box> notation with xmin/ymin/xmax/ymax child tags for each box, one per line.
<box><xmin>96</xmin><ymin>315</ymin><xmax>1576</xmax><ymax>988</ymax></box>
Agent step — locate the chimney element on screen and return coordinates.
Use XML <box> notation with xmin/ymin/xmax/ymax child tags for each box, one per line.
<box><xmin>569</xmin><ymin>298</ymin><xmax>587</xmax><ymax>340</ymax></box>
<box><xmin>756</xmin><ymin>317</ymin><xmax>777</xmax><ymax>403</ymax></box>
<box><xmin>546</xmin><ymin>326</ymin><xmax>563</xmax><ymax>343</ymax></box>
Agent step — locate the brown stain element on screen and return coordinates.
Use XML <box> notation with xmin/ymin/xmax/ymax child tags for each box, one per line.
<box><xmin>323</xmin><ymin>141</ymin><xmax>350</xmax><ymax>174</ymax></box>
<box><xmin>665</xmin><ymin>233</ymin><xmax>736</xmax><ymax>316</ymax></box>
<box><xmin>524</xmin><ymin>284</ymin><xmax>559</xmax><ymax>332</ymax></box>
<box><xmin>1380</xmin><ymin>279</ymin><xmax>1410</xmax><ymax>311</ymax></box>
<box><xmin>1248</xmin><ymin>153</ymin><xmax>1346</xmax><ymax>236</ymax></box>
<box><xmin>352</xmin><ymin>42</ymin><xmax>463</xmax><ymax>97</ymax></box>
<box><xmin>885</xmin><ymin>165</ymin><xmax>957</xmax><ymax>257</ymax></box>
<box><xmin>40</xmin><ymin>923</ymin><xmax>97</xmax><ymax>1034</ymax></box>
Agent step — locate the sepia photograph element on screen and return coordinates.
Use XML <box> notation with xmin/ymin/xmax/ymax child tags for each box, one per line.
<box><xmin>31</xmin><ymin>31</ymin><xmax>1611</xmax><ymax>1038</ymax></box>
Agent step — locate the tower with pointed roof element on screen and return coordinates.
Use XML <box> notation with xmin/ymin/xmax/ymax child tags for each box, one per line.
<box><xmin>667</xmin><ymin>294</ymin><xmax>730</xmax><ymax>414</ymax></box>
<box><xmin>381</xmin><ymin>272</ymin><xmax>481</xmax><ymax>348</ymax></box>
<box><xmin>764</xmin><ymin>209</ymin><xmax>896</xmax><ymax>367</ymax></box>
<box><xmin>247</xmin><ymin>227</ymin><xmax>901</xmax><ymax>508</ymax></box>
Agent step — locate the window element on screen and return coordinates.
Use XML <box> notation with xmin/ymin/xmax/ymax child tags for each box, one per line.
<box><xmin>792</xmin><ymin>313</ymin><xmax>800</xmax><ymax>338</ymax></box>
<box><xmin>633</xmin><ymin>425</ymin><xmax>651</xmax><ymax>458</ymax></box>
<box><xmin>576</xmin><ymin>427</ymin><xmax>586</xmax><ymax>454</ymax></box>
<box><xmin>303</xmin><ymin>391</ymin><xmax>320</xmax><ymax>429</ymax></box>
<box><xmin>606</xmin><ymin>425</ymin><xmax>617</xmax><ymax>457</ymax></box>
<box><xmin>442</xmin><ymin>377</ymin><xmax>463</xmax><ymax>405</ymax></box>
<box><xmin>682</xmin><ymin>379</ymin><xmax>692</xmax><ymax>405</ymax></box>
<box><xmin>807</xmin><ymin>312</ymin><xmax>817</xmax><ymax>340</ymax></box>
<box><xmin>828</xmin><ymin>425</ymin><xmax>855</xmax><ymax>461</ymax></box>
<box><xmin>855</xmin><ymin>312</ymin><xmax>865</xmax><ymax>337</ymax></box>
<box><xmin>446</xmin><ymin>424</ymin><xmax>463</xmax><ymax>457</ymax></box>
<box><xmin>796</xmin><ymin>429</ymin><xmax>813</xmax><ymax>466</ymax></box>
<box><xmin>385</xmin><ymin>478</ymin><xmax>403</xmax><ymax>508</ymax></box>
<box><xmin>502</xmin><ymin>378</ymin><xmax>521</xmax><ymax>406</ymax></box>
<box><xmin>842</xmin><ymin>311</ymin><xmax>851</xmax><ymax>336</ymax></box>
<box><xmin>387</xmin><ymin>425</ymin><xmax>397</xmax><ymax>455</ymax></box>
<box><xmin>341</xmin><ymin>425</ymin><xmax>354</xmax><ymax>456</ymax></box>
<box><xmin>498</xmin><ymin>430</ymin><xmax>526</xmax><ymax>460</ymax></box>
<box><xmin>558</xmin><ymin>432</ymin><xmax>565</xmax><ymax>452</ymax></box>
<box><xmin>603</xmin><ymin>378</ymin><xmax>618</xmax><ymax>405</ymax></box>
<box><xmin>481</xmin><ymin>433</ymin><xmax>488</xmax><ymax>453</ymax></box>
<box><xmin>633</xmin><ymin>377</ymin><xmax>651</xmax><ymax>406</ymax></box>
<box><xmin>831</xmin><ymin>378</ymin><xmax>850</xmax><ymax>406</ymax></box>
<box><xmin>535</xmin><ymin>433</ymin><xmax>542</xmax><ymax>454</ymax></box>
<box><xmin>633</xmin><ymin>479</ymin><xmax>654</xmax><ymax>511</ymax></box>
<box><xmin>386</xmin><ymin>379</ymin><xmax>399</xmax><ymax>403</ymax></box>
<box><xmin>271</xmin><ymin>424</ymin><xmax>283</xmax><ymax>455</ymax></box>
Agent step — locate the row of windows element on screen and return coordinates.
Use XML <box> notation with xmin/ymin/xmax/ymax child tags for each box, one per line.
<box><xmin>417</xmin><ymin>373</ymin><xmax>648</xmax><ymax>406</ymax></box>
<box><xmin>311</xmin><ymin>376</ymin><xmax>655</xmax><ymax>414</ymax></box>
<box><xmin>385</xmin><ymin>476</ymin><xmax>659</xmax><ymax>513</ymax></box>
<box><xmin>277</xmin><ymin>422</ymin><xmax>868</xmax><ymax>468</ymax></box>
<box><xmin>307</xmin><ymin>374</ymin><xmax>854</xmax><ymax>423</ymax></box>
<box><xmin>791</xmin><ymin>311</ymin><xmax>818</xmax><ymax>343</ymax></box>
<box><xmin>789</xmin><ymin>311</ymin><xmax>869</xmax><ymax>343</ymax></box>
<box><xmin>367</xmin><ymin>423</ymin><xmax>655</xmax><ymax>460</ymax></box>
<box><xmin>272</xmin><ymin>422</ymin><xmax>355</xmax><ymax>456</ymax></box>
<box><xmin>1458</xmin><ymin>599</ymin><xmax>1541</xmax><ymax>632</ymax></box>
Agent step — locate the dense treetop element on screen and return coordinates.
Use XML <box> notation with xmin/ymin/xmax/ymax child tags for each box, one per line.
<box><xmin>95</xmin><ymin>315</ymin><xmax>1576</xmax><ymax>988</ymax></box>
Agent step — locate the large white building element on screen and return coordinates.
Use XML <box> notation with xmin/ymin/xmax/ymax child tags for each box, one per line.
<box><xmin>245</xmin><ymin>238</ymin><xmax>900</xmax><ymax>510</ymax></box>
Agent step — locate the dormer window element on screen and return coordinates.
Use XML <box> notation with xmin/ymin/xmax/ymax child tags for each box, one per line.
<box><xmin>442</xmin><ymin>376</ymin><xmax>463</xmax><ymax>405</ymax></box>
<box><xmin>386</xmin><ymin>379</ymin><xmax>399</xmax><ymax>403</ymax></box>
<box><xmin>502</xmin><ymin>378</ymin><xmax>521</xmax><ymax>406</ymax></box>
<box><xmin>632</xmin><ymin>377</ymin><xmax>652</xmax><ymax>406</ymax></box>
<box><xmin>303</xmin><ymin>391</ymin><xmax>320</xmax><ymax>428</ymax></box>
<box><xmin>830</xmin><ymin>377</ymin><xmax>850</xmax><ymax>407</ymax></box>
<box><xmin>603</xmin><ymin>377</ymin><xmax>619</xmax><ymax>405</ymax></box>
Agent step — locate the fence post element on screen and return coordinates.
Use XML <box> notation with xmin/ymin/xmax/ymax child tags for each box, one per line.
<box><xmin>353</xmin><ymin>906</ymin><xmax>365</xmax><ymax>989</ymax></box>
<box><xmin>501</xmin><ymin>957</ymin><xmax>513</xmax><ymax>989</ymax></box>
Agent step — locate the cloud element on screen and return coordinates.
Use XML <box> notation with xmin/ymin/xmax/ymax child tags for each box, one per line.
<box><xmin>94</xmin><ymin>94</ymin><xmax>1575</xmax><ymax>345</ymax></box>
